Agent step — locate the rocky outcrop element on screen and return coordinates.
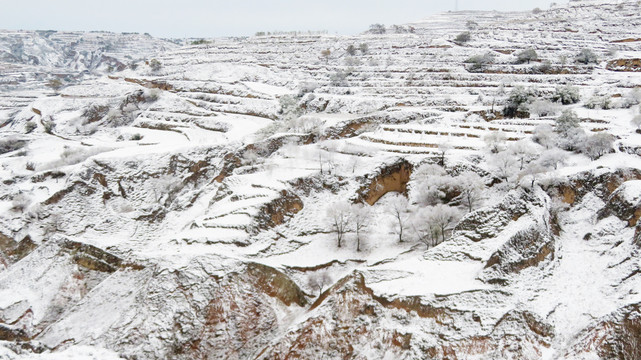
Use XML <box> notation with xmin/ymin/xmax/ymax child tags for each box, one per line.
<box><xmin>0</xmin><ymin>233</ymin><xmax>36</xmax><ymax>269</ymax></box>
<box><xmin>597</xmin><ymin>180</ymin><xmax>641</xmax><ymax>226</ymax></box>
<box><xmin>355</xmin><ymin>159</ymin><xmax>413</xmax><ymax>205</ymax></box>
<box><xmin>258</xmin><ymin>271</ymin><xmax>554</xmax><ymax>359</ymax></box>
<box><xmin>456</xmin><ymin>189</ymin><xmax>532</xmax><ymax>242</ymax></box>
<box><xmin>545</xmin><ymin>168</ymin><xmax>641</xmax><ymax>206</ymax></box>
<box><xmin>482</xmin><ymin>224</ymin><xmax>554</xmax><ymax>284</ymax></box>
<box><xmin>566</xmin><ymin>302</ymin><xmax>641</xmax><ymax>359</ymax></box>
<box><xmin>253</xmin><ymin>190</ymin><xmax>303</xmax><ymax>231</ymax></box>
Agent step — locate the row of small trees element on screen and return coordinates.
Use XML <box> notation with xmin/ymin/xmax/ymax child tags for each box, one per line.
<box><xmin>464</xmin><ymin>48</ymin><xmax>599</xmax><ymax>72</ymax></box>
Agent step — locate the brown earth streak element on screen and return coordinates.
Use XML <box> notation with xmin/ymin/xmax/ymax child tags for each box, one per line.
<box><xmin>356</xmin><ymin>159</ymin><xmax>413</xmax><ymax>205</ymax></box>
<box><xmin>606</xmin><ymin>59</ymin><xmax>641</xmax><ymax>72</ymax></box>
<box><xmin>124</xmin><ymin>77</ymin><xmax>174</xmax><ymax>91</ymax></box>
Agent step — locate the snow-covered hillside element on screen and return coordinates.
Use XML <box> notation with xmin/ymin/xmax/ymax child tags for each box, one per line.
<box><xmin>2</xmin><ymin>1</ymin><xmax>641</xmax><ymax>359</ymax></box>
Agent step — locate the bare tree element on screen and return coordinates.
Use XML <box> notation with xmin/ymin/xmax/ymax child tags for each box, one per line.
<box><xmin>438</xmin><ymin>142</ymin><xmax>452</xmax><ymax>167</ymax></box>
<box><xmin>489</xmin><ymin>151</ymin><xmax>519</xmax><ymax>183</ymax></box>
<box><xmin>483</xmin><ymin>131</ymin><xmax>507</xmax><ymax>153</ymax></box>
<box><xmin>326</xmin><ymin>201</ymin><xmax>351</xmax><ymax>248</ymax></box>
<box><xmin>308</xmin><ymin>272</ymin><xmax>332</xmax><ymax>297</ymax></box>
<box><xmin>387</xmin><ymin>196</ymin><xmax>410</xmax><ymax>243</ymax></box>
<box><xmin>537</xmin><ymin>149</ymin><xmax>568</xmax><ymax>170</ymax></box>
<box><xmin>411</xmin><ymin>207</ymin><xmax>441</xmax><ymax>249</ymax></box>
<box><xmin>351</xmin><ymin>203</ymin><xmax>372</xmax><ymax>252</ymax></box>
<box><xmin>508</xmin><ymin>139</ymin><xmax>538</xmax><ymax>170</ymax></box>
<box><xmin>320</xmin><ymin>49</ymin><xmax>331</xmax><ymax>64</ymax></box>
<box><xmin>532</xmin><ymin>124</ymin><xmax>557</xmax><ymax>149</ymax></box>
<box><xmin>581</xmin><ymin>132</ymin><xmax>615</xmax><ymax>159</ymax></box>
<box><xmin>425</xmin><ymin>204</ymin><xmax>461</xmax><ymax>243</ymax></box>
<box><xmin>455</xmin><ymin>171</ymin><xmax>485</xmax><ymax>212</ymax></box>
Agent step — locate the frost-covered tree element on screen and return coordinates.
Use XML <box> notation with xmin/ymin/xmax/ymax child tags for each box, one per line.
<box><xmin>387</xmin><ymin>196</ymin><xmax>410</xmax><ymax>243</ymax></box>
<box><xmin>520</xmin><ymin>162</ymin><xmax>546</xmax><ymax>188</ymax></box>
<box><xmin>46</xmin><ymin>78</ymin><xmax>64</xmax><ymax>92</ymax></box>
<box><xmin>585</xmin><ymin>94</ymin><xmax>612</xmax><ymax>110</ymax></box>
<box><xmin>438</xmin><ymin>143</ymin><xmax>452</xmax><ymax>167</ymax></box>
<box><xmin>631</xmin><ymin>114</ymin><xmax>641</xmax><ymax>130</ymax></box>
<box><xmin>346</xmin><ymin>44</ymin><xmax>357</xmax><ymax>56</ymax></box>
<box><xmin>554</xmin><ymin>110</ymin><xmax>580</xmax><ymax>135</ymax></box>
<box><xmin>455</xmin><ymin>171</ymin><xmax>485</xmax><ymax>212</ymax></box>
<box><xmin>149</xmin><ymin>58</ymin><xmax>162</xmax><ymax>72</ymax></box>
<box><xmin>359</xmin><ymin>43</ymin><xmax>369</xmax><ymax>55</ymax></box>
<box><xmin>411</xmin><ymin>208</ymin><xmax>440</xmax><ymax>248</ymax></box>
<box><xmin>278</xmin><ymin>95</ymin><xmax>302</xmax><ymax>122</ymax></box>
<box><xmin>329</xmin><ymin>70</ymin><xmax>348</xmax><ymax>87</ymax></box>
<box><xmin>532</xmin><ymin>124</ymin><xmax>557</xmax><ymax>149</ymax></box>
<box><xmin>455</xmin><ymin>32</ymin><xmax>471</xmax><ymax>44</ymax></box>
<box><xmin>326</xmin><ymin>201</ymin><xmax>351</xmax><ymax>248</ymax></box>
<box><xmin>483</xmin><ymin>131</ymin><xmax>507</xmax><ymax>153</ymax></box>
<box><xmin>425</xmin><ymin>204</ymin><xmax>461</xmax><ymax>243</ymax></box>
<box><xmin>516</xmin><ymin>49</ymin><xmax>539</xmax><ymax>64</ymax></box>
<box><xmin>465</xmin><ymin>52</ymin><xmax>495</xmax><ymax>71</ymax></box>
<box><xmin>575</xmin><ymin>48</ymin><xmax>598</xmax><ymax>65</ymax></box>
<box><xmin>369</xmin><ymin>24</ymin><xmax>386</xmax><ymax>34</ymax></box>
<box><xmin>559</xmin><ymin>127</ymin><xmax>587</xmax><ymax>152</ymax></box>
<box><xmin>413</xmin><ymin>164</ymin><xmax>451</xmax><ymax>206</ymax></box>
<box><xmin>529</xmin><ymin>99</ymin><xmax>560</xmax><ymax>117</ymax></box>
<box><xmin>508</xmin><ymin>140</ymin><xmax>538</xmax><ymax>170</ymax></box>
<box><xmin>241</xmin><ymin>149</ymin><xmax>260</xmax><ymax>166</ymax></box>
<box><xmin>489</xmin><ymin>151</ymin><xmax>519</xmax><ymax>183</ymax></box>
<box><xmin>320</xmin><ymin>49</ymin><xmax>331</xmax><ymax>64</ymax></box>
<box><xmin>537</xmin><ymin>149</ymin><xmax>568</xmax><ymax>170</ymax></box>
<box><xmin>503</xmin><ymin>86</ymin><xmax>536</xmax><ymax>118</ymax></box>
<box><xmin>552</xmin><ymin>85</ymin><xmax>581</xmax><ymax>105</ymax></box>
<box><xmin>581</xmin><ymin>132</ymin><xmax>615</xmax><ymax>159</ymax></box>
<box><xmin>350</xmin><ymin>203</ymin><xmax>372</xmax><ymax>252</ymax></box>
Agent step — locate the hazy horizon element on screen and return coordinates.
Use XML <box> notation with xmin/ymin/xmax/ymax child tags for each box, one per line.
<box><xmin>1</xmin><ymin>0</ymin><xmax>559</xmax><ymax>38</ymax></box>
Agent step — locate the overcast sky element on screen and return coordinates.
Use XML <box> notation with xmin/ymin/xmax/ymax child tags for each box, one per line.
<box><xmin>1</xmin><ymin>0</ymin><xmax>559</xmax><ymax>38</ymax></box>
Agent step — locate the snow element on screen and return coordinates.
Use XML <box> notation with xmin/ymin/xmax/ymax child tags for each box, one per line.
<box><xmin>2</xmin><ymin>1</ymin><xmax>641</xmax><ymax>358</ymax></box>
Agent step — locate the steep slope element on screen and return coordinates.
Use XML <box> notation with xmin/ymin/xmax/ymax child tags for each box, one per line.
<box><xmin>2</xmin><ymin>1</ymin><xmax>641</xmax><ymax>359</ymax></box>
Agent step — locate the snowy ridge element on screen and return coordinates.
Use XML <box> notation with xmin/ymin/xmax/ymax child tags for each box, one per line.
<box><xmin>2</xmin><ymin>1</ymin><xmax>641</xmax><ymax>359</ymax></box>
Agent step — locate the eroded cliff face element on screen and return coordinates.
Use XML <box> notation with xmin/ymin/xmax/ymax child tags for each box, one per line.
<box><xmin>3</xmin><ymin>1</ymin><xmax>641</xmax><ymax>358</ymax></box>
<box><xmin>355</xmin><ymin>159</ymin><xmax>413</xmax><ymax>205</ymax></box>
<box><xmin>2</xmin><ymin>165</ymin><xmax>641</xmax><ymax>359</ymax></box>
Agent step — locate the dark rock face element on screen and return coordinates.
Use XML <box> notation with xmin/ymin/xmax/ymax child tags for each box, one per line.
<box><xmin>355</xmin><ymin>158</ymin><xmax>413</xmax><ymax>205</ymax></box>
<box><xmin>0</xmin><ymin>233</ymin><xmax>36</xmax><ymax>268</ymax></box>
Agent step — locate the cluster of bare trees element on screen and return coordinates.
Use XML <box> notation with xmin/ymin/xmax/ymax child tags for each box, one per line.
<box><xmin>325</xmin><ymin>162</ymin><xmax>488</xmax><ymax>251</ymax></box>
<box><xmin>326</xmin><ymin>202</ymin><xmax>372</xmax><ymax>251</ymax></box>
